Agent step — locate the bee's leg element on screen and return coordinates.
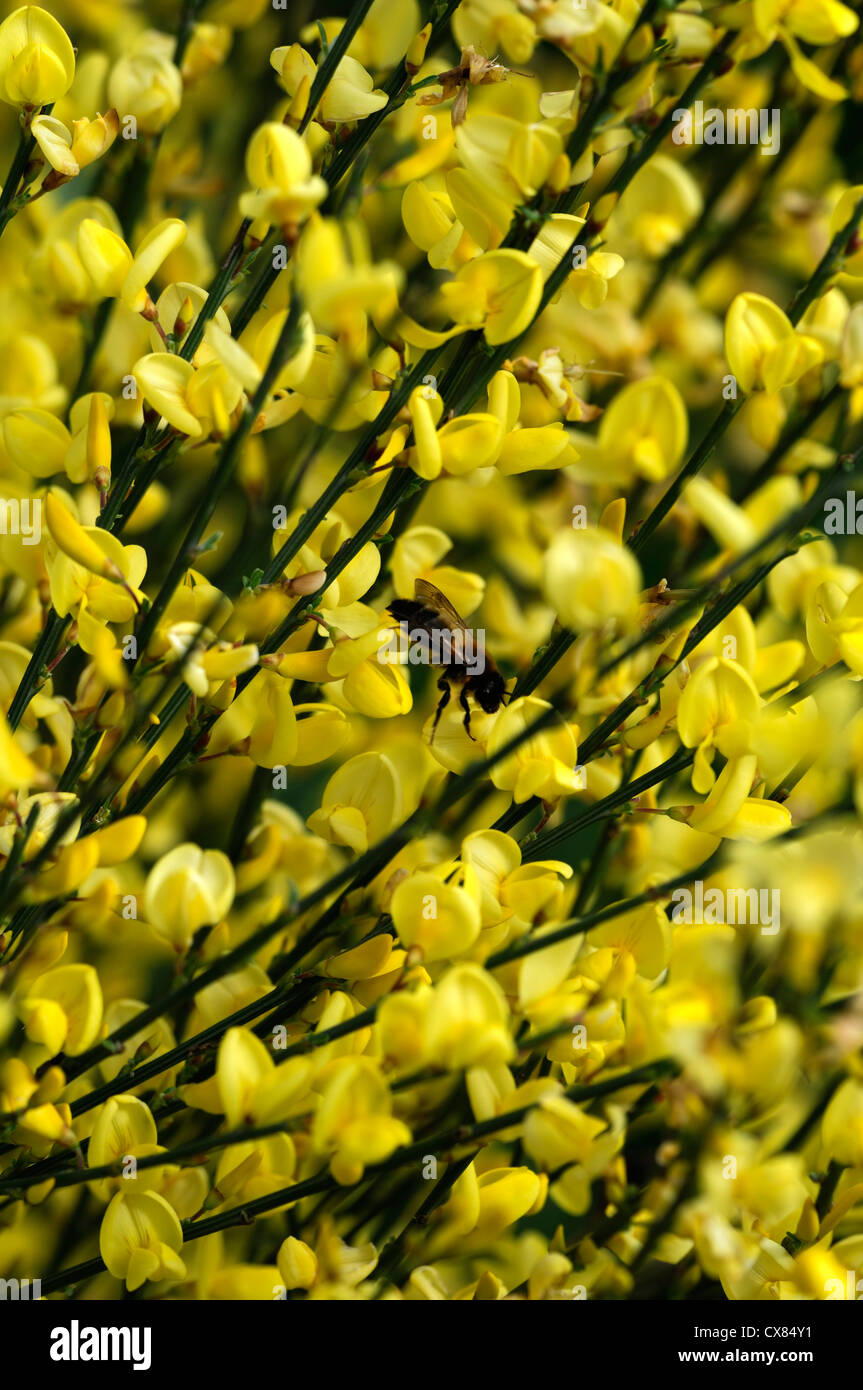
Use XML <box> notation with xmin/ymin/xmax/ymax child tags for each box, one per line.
<box><xmin>459</xmin><ymin>684</ymin><xmax>476</xmax><ymax>741</ymax></box>
<box><xmin>430</xmin><ymin>674</ymin><xmax>451</xmax><ymax>745</ymax></box>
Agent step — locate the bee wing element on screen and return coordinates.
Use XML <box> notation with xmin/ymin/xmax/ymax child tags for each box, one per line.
<box><xmin>414</xmin><ymin>578</ymin><xmax>469</xmax><ymax>636</ymax></box>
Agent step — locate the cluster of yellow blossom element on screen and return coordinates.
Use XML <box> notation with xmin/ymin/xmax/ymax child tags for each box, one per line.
<box><xmin>0</xmin><ymin>0</ymin><xmax>862</xmax><ymax>1308</ymax></box>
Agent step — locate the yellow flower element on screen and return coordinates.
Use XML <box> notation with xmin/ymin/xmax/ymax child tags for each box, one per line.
<box><xmin>99</xmin><ymin>1190</ymin><xmax>187</xmax><ymax>1291</ymax></box>
<box><xmin>44</xmin><ymin>492</ymin><xmax>146</xmax><ymax>623</ymax></box>
<box><xmin>486</xmin><ymin>368</ymin><xmax>573</xmax><ymax>475</ymax></box>
<box><xmin>487</xmin><ymin>696</ymin><xmax>581</xmax><ymax>803</ymax></box>
<box><xmin>70</xmin><ymin>109</ymin><xmax>120</xmax><ymax>169</ymax></box>
<box><xmin>543</xmin><ymin>526</ymin><xmax>642</xmax><ymax>630</ymax></box>
<box><xmin>206</xmin><ymin>1265</ymin><xmax>281</xmax><ymax>1299</ymax></box>
<box><xmin>214</xmin><ymin>1027</ymin><xmax>314</xmax><ymax>1126</ymax></box>
<box><xmin>122</xmin><ymin>218</ymin><xmax>189</xmax><ymax>313</ymax></box>
<box><xmin>405</xmin><ymin>385</ymin><xmax>504</xmax><ymax>480</ymax></box>
<box><xmin>614</xmin><ymin>155</ymin><xmax>702</xmax><ymax>257</ymax></box>
<box><xmin>590</xmin><ymin>902</ymin><xmax>672</xmax><ymax>980</ymax></box>
<box><xmin>821</xmin><ymin>1078</ymin><xmax>863</xmax><ymax>1165</ymax></box>
<box><xmin>0</xmin><ymin>1058</ymin><xmax>74</xmax><ymax>1147</ymax></box>
<box><xmin>840</xmin><ymin>301</ymin><xmax>863</xmax><ymax>386</ymax></box>
<box><xmin>31</xmin><ymin>109</ymin><xmax>119</xmax><ymax>178</ymax></box>
<box><xmin>307</xmin><ymin>616</ymin><xmax>414</xmax><ymax>718</ymax></box>
<box><xmin>76</xmin><ymin>218</ymin><xmax>133</xmax><ymax>298</ymax></box>
<box><xmin>295</xmin><ymin>214</ymin><xmax>402</xmax><ymax>344</ymax></box>
<box><xmin>131</xmin><ymin>351</ymin><xmax>242</xmax><ymax>438</ymax></box>
<box><xmin>65</xmin><ymin>392</ymin><xmax>113</xmax><ymax>486</ymax></box>
<box><xmin>455</xmin><ymin>113</ymin><xmax>561</xmax><ymax>203</ymax></box>
<box><xmin>453</xmin><ymin>0</ymin><xmax>537</xmax><ymax>63</ymax></box>
<box><xmin>143</xmin><ymin>843</ymin><xmax>235</xmax><ymax>952</ymax></box>
<box><xmin>30</xmin><ymin>113</ymin><xmax>78</xmax><ymax>176</ymax></box>
<box><xmin>107</xmin><ymin>43</ymin><xmax>183</xmax><ymax>134</ymax></box>
<box><xmin>312</xmin><ymin>1056</ymin><xmax>411</xmax><ymax>1185</ymax></box>
<box><xmin>568</xmin><ymin>376</ymin><xmax>688</xmax><ymax>485</ymax></box>
<box><xmin>523</xmin><ymin>1093</ymin><xmax>609</xmax><ymax>1171</ymax></box>
<box><xmin>401</xmin><ymin>180</ymin><xmax>474</xmax><ymax>272</ymax></box>
<box><xmin>683</xmin><ymin>753</ymin><xmax>792</xmax><ymax>841</ymax></box>
<box><xmin>210</xmin><ymin>1132</ymin><xmax>295</xmax><ymax>1208</ymax></box>
<box><xmin>472</xmin><ymin>1166</ymin><xmax>544</xmax><ymax>1238</ymax></box>
<box><xmin>208</xmin><ymin>667</ymin><xmax>296</xmax><ymax>767</ymax></box>
<box><xmin>751</xmin><ymin>0</ymin><xmax>858</xmax><ymax>99</ymax></box>
<box><xmin>462</xmin><ymin>828</ymin><xmax>572</xmax><ymax>935</ymax></box>
<box><xmin>272</xmin><ymin>43</ymin><xmax>388</xmax><ymax>123</ymax></box>
<box><xmin>391</xmin><ymin>869</ymin><xmax>482</xmax><ymax>962</ymax></box>
<box><xmin>307</xmin><ymin>751</ymin><xmax>403</xmax><ymax>853</ymax></box>
<box><xmin>527</xmin><ymin>214</ymin><xmax>624</xmax><ymax>311</ymax></box>
<box><xmin>439</xmin><ymin>250</ymin><xmax>543</xmax><ymax>346</ymax></box>
<box><xmin>2</xmin><ymin>406</ymin><xmax>70</xmax><ymax>478</ymax></box>
<box><xmin>683</xmin><ymin>476</ymin><xmax>759</xmax><ymax>555</ymax></box>
<box><xmin>87</xmin><ymin>1095</ymin><xmax>163</xmax><ymax>1200</ymax></box>
<box><xmin>0</xmin><ymin>713</ymin><xmax>41</xmax><ymax>793</ymax></box>
<box><xmin>77</xmin><ymin>216</ymin><xmax>189</xmax><ymax>325</ymax></box>
<box><xmin>426</xmin><ymin>962</ymin><xmax>515</xmax><ymax>1069</ymax></box>
<box><xmin>0</xmin><ymin>6</ymin><xmax>75</xmax><ymax>108</ymax></box>
<box><xmin>0</xmin><ymin>791</ymin><xmax>78</xmax><ymax>855</ymax></box>
<box><xmin>238</xmin><ymin>122</ymin><xmax>327</xmax><ymax>228</ymax></box>
<box><xmin>677</xmin><ymin>656</ymin><xmax>762</xmax><ymax>793</ymax></box>
<box><xmin>206</xmin><ymin>308</ymin><xmax>315</xmax><ymax>398</ymax></box>
<box><xmin>19</xmin><ymin>962</ymin><xmax>103</xmax><ymax>1055</ymax></box>
<box><xmin>725</xmin><ymin>292</ymin><xmax>823</xmax><ymax>393</ymax></box>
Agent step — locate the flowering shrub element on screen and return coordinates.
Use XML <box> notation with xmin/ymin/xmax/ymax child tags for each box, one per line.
<box><xmin>0</xmin><ymin>0</ymin><xmax>862</xmax><ymax>1304</ymax></box>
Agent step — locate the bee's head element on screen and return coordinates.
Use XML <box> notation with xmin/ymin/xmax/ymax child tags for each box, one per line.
<box><xmin>475</xmin><ymin>669</ymin><xmax>505</xmax><ymax>713</ymax></box>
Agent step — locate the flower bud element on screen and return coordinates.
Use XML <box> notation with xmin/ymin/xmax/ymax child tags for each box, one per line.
<box><xmin>405</xmin><ymin>22</ymin><xmax>431</xmax><ymax>75</ymax></box>
<box><xmin>277</xmin><ymin>1237</ymin><xmax>317</xmax><ymax>1290</ymax></box>
<box><xmin>285</xmin><ymin>72</ymin><xmax>310</xmax><ymax>129</ymax></box>
<box><xmin>65</xmin><ymin>392</ymin><xmax>115</xmax><ymax>484</ymax></box>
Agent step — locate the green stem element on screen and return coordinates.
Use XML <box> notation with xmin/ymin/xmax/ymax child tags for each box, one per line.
<box><xmin>0</xmin><ymin>1119</ymin><xmax>302</xmax><ymax>1196</ymax></box>
<box><xmin>134</xmin><ymin>296</ymin><xmax>307</xmax><ymax>655</ymax></box>
<box><xmin>69</xmin><ymin>298</ymin><xmax>113</xmax><ymax>407</ymax></box>
<box><xmin>787</xmin><ymin>194</ymin><xmax>863</xmax><ymax>325</ymax></box>
<box><xmin>298</xmin><ymin>0</ymin><xmax>378</xmax><ymax>136</ymax></box>
<box><xmin>179</xmin><ymin>218</ymin><xmax>252</xmax><ymax>364</ymax></box>
<box><xmin>602</xmin><ymin>31</ymin><xmax>735</xmax><ymax>203</ymax></box>
<box><xmin>628</xmin><ymin>199</ymin><xmax>863</xmax><ymax>565</ymax></box>
<box><xmin>38</xmin><ymin>1060</ymin><xmax>675</xmax><ymax>1295</ymax></box>
<box><xmin>815</xmin><ymin>1159</ymin><xmax>846</xmax><ymax>1222</ymax></box>
<box><xmin>0</xmin><ymin>112</ymin><xmax>38</xmax><ymax>236</ymax></box>
<box><xmin>736</xmin><ymin>380</ymin><xmax>841</xmax><ymax>500</ymax></box>
<box><xmin>6</xmin><ymin>609</ymin><xmax>68</xmax><ymax>732</ymax></box>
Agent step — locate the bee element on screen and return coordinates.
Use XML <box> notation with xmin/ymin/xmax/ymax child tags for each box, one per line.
<box><xmin>387</xmin><ymin>578</ymin><xmax>507</xmax><ymax>743</ymax></box>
